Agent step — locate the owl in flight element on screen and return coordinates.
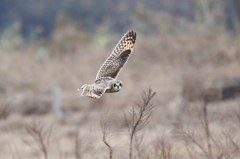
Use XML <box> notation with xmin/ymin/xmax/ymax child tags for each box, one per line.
<box><xmin>78</xmin><ymin>30</ymin><xmax>137</xmax><ymax>99</ymax></box>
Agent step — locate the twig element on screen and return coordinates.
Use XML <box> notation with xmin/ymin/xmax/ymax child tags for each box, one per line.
<box><xmin>154</xmin><ymin>133</ymin><xmax>174</xmax><ymax>159</ymax></box>
<box><xmin>24</xmin><ymin>121</ymin><xmax>52</xmax><ymax>159</ymax></box>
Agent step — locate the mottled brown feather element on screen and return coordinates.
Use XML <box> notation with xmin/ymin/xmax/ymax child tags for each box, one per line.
<box><xmin>96</xmin><ymin>30</ymin><xmax>136</xmax><ymax>80</ymax></box>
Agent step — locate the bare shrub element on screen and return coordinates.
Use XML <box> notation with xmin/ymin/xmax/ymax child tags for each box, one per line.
<box><xmin>133</xmin><ymin>132</ymin><xmax>148</xmax><ymax>159</ymax></box>
<box><xmin>153</xmin><ymin>133</ymin><xmax>175</xmax><ymax>159</ymax></box>
<box><xmin>74</xmin><ymin>130</ymin><xmax>93</xmax><ymax>159</ymax></box>
<box><xmin>210</xmin><ymin>129</ymin><xmax>240</xmax><ymax>159</ymax></box>
<box><xmin>23</xmin><ymin>121</ymin><xmax>52</xmax><ymax>159</ymax></box>
<box><xmin>100</xmin><ymin>108</ymin><xmax>116</xmax><ymax>159</ymax></box>
<box><xmin>173</xmin><ymin>122</ymin><xmax>209</xmax><ymax>156</ymax></box>
<box><xmin>124</xmin><ymin>88</ymin><xmax>156</xmax><ymax>159</ymax></box>
<box><xmin>223</xmin><ymin>130</ymin><xmax>240</xmax><ymax>157</ymax></box>
<box><xmin>173</xmin><ymin>101</ymin><xmax>214</xmax><ymax>159</ymax></box>
<box><xmin>174</xmin><ymin>100</ymin><xmax>231</xmax><ymax>159</ymax></box>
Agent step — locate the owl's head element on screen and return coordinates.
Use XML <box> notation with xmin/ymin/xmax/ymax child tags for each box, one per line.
<box><xmin>110</xmin><ymin>80</ymin><xmax>122</xmax><ymax>92</ymax></box>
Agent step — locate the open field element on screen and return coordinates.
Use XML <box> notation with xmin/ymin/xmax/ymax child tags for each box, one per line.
<box><xmin>1</xmin><ymin>22</ymin><xmax>240</xmax><ymax>159</ymax></box>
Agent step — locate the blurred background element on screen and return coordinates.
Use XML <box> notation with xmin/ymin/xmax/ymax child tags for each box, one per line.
<box><xmin>1</xmin><ymin>0</ymin><xmax>240</xmax><ymax>158</ymax></box>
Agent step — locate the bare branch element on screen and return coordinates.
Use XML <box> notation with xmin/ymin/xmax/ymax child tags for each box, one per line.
<box><xmin>24</xmin><ymin>121</ymin><xmax>52</xmax><ymax>159</ymax></box>
<box><xmin>174</xmin><ymin>100</ymin><xmax>214</xmax><ymax>159</ymax></box>
<box><xmin>173</xmin><ymin>123</ymin><xmax>208</xmax><ymax>155</ymax></box>
<box><xmin>74</xmin><ymin>130</ymin><xmax>92</xmax><ymax>159</ymax></box>
<box><xmin>153</xmin><ymin>132</ymin><xmax>176</xmax><ymax>159</ymax></box>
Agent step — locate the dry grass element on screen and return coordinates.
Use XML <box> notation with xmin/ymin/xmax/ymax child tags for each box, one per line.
<box><xmin>0</xmin><ymin>19</ymin><xmax>240</xmax><ymax>158</ymax></box>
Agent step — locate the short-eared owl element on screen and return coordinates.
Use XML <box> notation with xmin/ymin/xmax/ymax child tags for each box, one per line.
<box><xmin>78</xmin><ymin>30</ymin><xmax>137</xmax><ymax>99</ymax></box>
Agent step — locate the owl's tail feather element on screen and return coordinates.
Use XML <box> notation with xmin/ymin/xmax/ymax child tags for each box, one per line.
<box><xmin>78</xmin><ymin>84</ymin><xmax>104</xmax><ymax>99</ymax></box>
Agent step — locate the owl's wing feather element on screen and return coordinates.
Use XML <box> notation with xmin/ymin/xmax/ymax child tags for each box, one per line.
<box><xmin>80</xmin><ymin>83</ymin><xmax>109</xmax><ymax>99</ymax></box>
<box><xmin>96</xmin><ymin>30</ymin><xmax>136</xmax><ymax>80</ymax></box>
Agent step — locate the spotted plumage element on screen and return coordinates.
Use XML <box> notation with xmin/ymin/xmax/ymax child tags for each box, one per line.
<box><xmin>78</xmin><ymin>30</ymin><xmax>137</xmax><ymax>99</ymax></box>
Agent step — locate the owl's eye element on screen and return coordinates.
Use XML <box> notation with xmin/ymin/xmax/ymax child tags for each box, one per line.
<box><xmin>114</xmin><ymin>83</ymin><xmax>116</xmax><ymax>87</ymax></box>
<box><xmin>119</xmin><ymin>83</ymin><xmax>122</xmax><ymax>87</ymax></box>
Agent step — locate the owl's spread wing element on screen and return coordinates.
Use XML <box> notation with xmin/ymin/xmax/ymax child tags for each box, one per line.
<box><xmin>80</xmin><ymin>83</ymin><xmax>109</xmax><ymax>99</ymax></box>
<box><xmin>96</xmin><ymin>30</ymin><xmax>136</xmax><ymax>80</ymax></box>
